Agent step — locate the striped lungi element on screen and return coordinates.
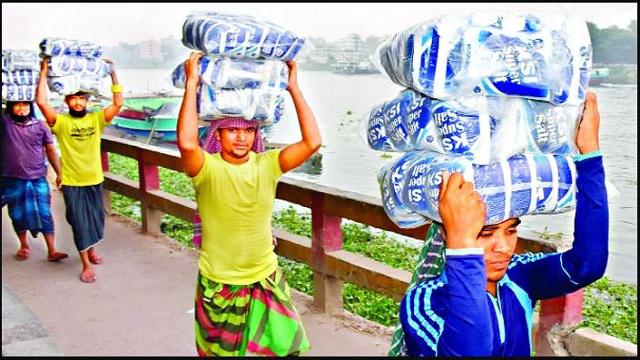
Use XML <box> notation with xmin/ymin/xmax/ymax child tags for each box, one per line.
<box><xmin>1</xmin><ymin>176</ymin><xmax>54</xmax><ymax>237</ymax></box>
<box><xmin>194</xmin><ymin>267</ymin><xmax>310</xmax><ymax>357</ymax></box>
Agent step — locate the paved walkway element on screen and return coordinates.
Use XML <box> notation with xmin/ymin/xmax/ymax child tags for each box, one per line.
<box><xmin>2</xmin><ymin>187</ymin><xmax>393</xmax><ymax>356</ymax></box>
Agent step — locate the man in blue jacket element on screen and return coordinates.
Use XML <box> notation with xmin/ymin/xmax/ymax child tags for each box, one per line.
<box><xmin>399</xmin><ymin>91</ymin><xmax>608</xmax><ymax>356</ymax></box>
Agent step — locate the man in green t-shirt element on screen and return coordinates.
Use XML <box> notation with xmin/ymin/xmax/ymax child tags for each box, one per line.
<box><xmin>177</xmin><ymin>52</ymin><xmax>322</xmax><ymax>356</ymax></box>
<box><xmin>35</xmin><ymin>56</ymin><xmax>123</xmax><ymax>284</ymax></box>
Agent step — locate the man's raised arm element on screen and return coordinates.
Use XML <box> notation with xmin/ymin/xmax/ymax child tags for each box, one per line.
<box><xmin>278</xmin><ymin>61</ymin><xmax>322</xmax><ymax>173</ymax></box>
<box><xmin>35</xmin><ymin>57</ymin><xmax>57</xmax><ymax>127</ymax></box>
<box><xmin>176</xmin><ymin>52</ymin><xmax>205</xmax><ymax>177</ymax></box>
<box><xmin>102</xmin><ymin>59</ymin><xmax>123</xmax><ymax>124</ymax></box>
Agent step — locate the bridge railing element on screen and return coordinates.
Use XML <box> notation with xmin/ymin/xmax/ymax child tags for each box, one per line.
<box><xmin>100</xmin><ymin>134</ymin><xmax>581</xmax><ymax>355</ymax></box>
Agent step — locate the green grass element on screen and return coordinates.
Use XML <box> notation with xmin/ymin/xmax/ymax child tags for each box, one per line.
<box><xmin>582</xmin><ymin>277</ymin><xmax>637</xmax><ymax>344</ymax></box>
<box><xmin>106</xmin><ymin>153</ymin><xmax>637</xmax><ymax>344</ymax></box>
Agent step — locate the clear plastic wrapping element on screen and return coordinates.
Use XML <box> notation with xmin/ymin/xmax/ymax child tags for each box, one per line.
<box><xmin>375</xmin><ymin>13</ymin><xmax>592</xmax><ymax>105</ymax></box>
<box><xmin>2</xmin><ymin>84</ymin><xmax>37</xmax><ymax>102</ymax></box>
<box><xmin>39</xmin><ymin>38</ymin><xmax>103</xmax><ymax>58</ymax></box>
<box><xmin>197</xmin><ymin>86</ymin><xmax>285</xmax><ymax>123</ymax></box>
<box><xmin>2</xmin><ymin>50</ymin><xmax>40</xmax><ymax>72</ymax></box>
<box><xmin>181</xmin><ymin>11</ymin><xmax>305</xmax><ymax>61</ymax></box>
<box><xmin>172</xmin><ymin>56</ymin><xmax>288</xmax><ymax>90</ymax></box>
<box><xmin>377</xmin><ymin>151</ymin><xmax>430</xmax><ymax>228</ymax></box>
<box><xmin>173</xmin><ymin>55</ymin><xmax>288</xmax><ymax>123</ymax></box>
<box><xmin>47</xmin><ymin>55</ymin><xmax>112</xmax><ymax>77</ymax></box>
<box><xmin>2</xmin><ymin>70</ymin><xmax>39</xmax><ymax>85</ymax></box>
<box><xmin>2</xmin><ymin>50</ymin><xmax>40</xmax><ymax>101</ymax></box>
<box><xmin>380</xmin><ymin>151</ymin><xmax>577</xmax><ymax>227</ymax></box>
<box><xmin>363</xmin><ymin>89</ymin><xmax>580</xmax><ymax>163</ymax></box>
<box><xmin>46</xmin><ymin>75</ymin><xmax>104</xmax><ymax>97</ymax></box>
<box><xmin>39</xmin><ymin>38</ymin><xmax>111</xmax><ymax>97</ymax></box>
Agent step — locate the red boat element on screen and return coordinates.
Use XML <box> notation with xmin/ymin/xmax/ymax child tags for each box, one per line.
<box><xmin>117</xmin><ymin>107</ymin><xmax>159</xmax><ymax>120</ymax></box>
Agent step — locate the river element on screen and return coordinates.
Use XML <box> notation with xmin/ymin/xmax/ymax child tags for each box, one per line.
<box><xmin>114</xmin><ymin>68</ymin><xmax>637</xmax><ymax>285</ymax></box>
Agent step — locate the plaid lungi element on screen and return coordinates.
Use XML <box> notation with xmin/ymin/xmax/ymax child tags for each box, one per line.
<box><xmin>194</xmin><ymin>267</ymin><xmax>310</xmax><ymax>357</ymax></box>
<box><xmin>1</xmin><ymin>176</ymin><xmax>54</xmax><ymax>237</ymax></box>
<box><xmin>388</xmin><ymin>224</ymin><xmax>447</xmax><ymax>356</ymax></box>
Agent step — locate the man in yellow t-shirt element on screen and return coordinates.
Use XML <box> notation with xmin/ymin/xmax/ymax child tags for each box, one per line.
<box><xmin>35</xmin><ymin>56</ymin><xmax>123</xmax><ymax>284</ymax></box>
<box><xmin>177</xmin><ymin>52</ymin><xmax>322</xmax><ymax>356</ymax></box>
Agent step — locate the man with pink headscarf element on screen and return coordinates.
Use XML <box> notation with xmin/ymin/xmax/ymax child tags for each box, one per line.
<box><xmin>177</xmin><ymin>52</ymin><xmax>321</xmax><ymax>357</ymax></box>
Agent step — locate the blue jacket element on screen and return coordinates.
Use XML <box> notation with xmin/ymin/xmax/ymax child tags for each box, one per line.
<box><xmin>400</xmin><ymin>154</ymin><xmax>608</xmax><ymax>356</ymax></box>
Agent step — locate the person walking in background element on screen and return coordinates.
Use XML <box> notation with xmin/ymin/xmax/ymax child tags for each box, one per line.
<box><xmin>177</xmin><ymin>52</ymin><xmax>321</xmax><ymax>356</ymax></box>
<box><xmin>35</xmin><ymin>56</ymin><xmax>123</xmax><ymax>283</ymax></box>
<box><xmin>1</xmin><ymin>100</ymin><xmax>68</xmax><ymax>262</ymax></box>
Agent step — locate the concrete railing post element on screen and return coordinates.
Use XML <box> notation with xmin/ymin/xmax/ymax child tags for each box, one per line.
<box><xmin>311</xmin><ymin>194</ymin><xmax>344</xmax><ymax>314</ymax></box>
<box><xmin>138</xmin><ymin>152</ymin><xmax>162</xmax><ymax>235</ymax></box>
<box><xmin>100</xmin><ymin>151</ymin><xmax>112</xmax><ymax>214</ymax></box>
<box><xmin>534</xmin><ymin>288</ymin><xmax>585</xmax><ymax>356</ymax></box>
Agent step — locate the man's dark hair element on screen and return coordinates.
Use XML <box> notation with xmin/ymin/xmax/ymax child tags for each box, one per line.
<box><xmin>4</xmin><ymin>101</ymin><xmax>36</xmax><ymax>119</ymax></box>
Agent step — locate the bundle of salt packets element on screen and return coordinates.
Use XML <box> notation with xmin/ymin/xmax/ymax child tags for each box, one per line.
<box><xmin>172</xmin><ymin>11</ymin><xmax>305</xmax><ymax>124</ymax></box>
<box><xmin>2</xmin><ymin>50</ymin><xmax>40</xmax><ymax>101</ymax></box>
<box><xmin>366</xmin><ymin>12</ymin><xmax>591</xmax><ymax>229</ymax></box>
<box><xmin>172</xmin><ymin>55</ymin><xmax>288</xmax><ymax>123</ymax></box>
<box><xmin>376</xmin><ymin>12</ymin><xmax>593</xmax><ymax>357</ymax></box>
<box><xmin>375</xmin><ymin>12</ymin><xmax>592</xmax><ymax>106</ymax></box>
<box><xmin>39</xmin><ymin>38</ymin><xmax>112</xmax><ymax>97</ymax></box>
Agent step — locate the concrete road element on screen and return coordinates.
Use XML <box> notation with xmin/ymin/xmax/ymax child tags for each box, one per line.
<box><xmin>2</xmin><ymin>188</ymin><xmax>393</xmax><ymax>356</ymax></box>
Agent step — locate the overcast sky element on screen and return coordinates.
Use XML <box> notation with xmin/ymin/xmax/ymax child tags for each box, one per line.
<box><xmin>2</xmin><ymin>2</ymin><xmax>637</xmax><ymax>49</ymax></box>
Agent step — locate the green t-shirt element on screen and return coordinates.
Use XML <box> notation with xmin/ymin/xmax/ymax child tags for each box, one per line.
<box><xmin>50</xmin><ymin>111</ymin><xmax>108</xmax><ymax>186</ymax></box>
<box><xmin>192</xmin><ymin>149</ymin><xmax>283</xmax><ymax>285</ymax></box>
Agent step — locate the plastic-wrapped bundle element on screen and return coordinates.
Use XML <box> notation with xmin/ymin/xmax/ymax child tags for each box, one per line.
<box><xmin>2</xmin><ymin>84</ymin><xmax>37</xmax><ymax>102</ymax></box>
<box><xmin>181</xmin><ymin>11</ymin><xmax>305</xmax><ymax>60</ymax></box>
<box><xmin>364</xmin><ymin>90</ymin><xmax>491</xmax><ymax>160</ymax></box>
<box><xmin>2</xmin><ymin>50</ymin><xmax>40</xmax><ymax>72</ymax></box>
<box><xmin>377</xmin><ymin>151</ymin><xmax>430</xmax><ymax>228</ymax></box>
<box><xmin>488</xmin><ymin>97</ymin><xmax>581</xmax><ymax>160</ymax></box>
<box><xmin>39</xmin><ymin>38</ymin><xmax>103</xmax><ymax>58</ymax></box>
<box><xmin>39</xmin><ymin>37</ymin><xmax>111</xmax><ymax>96</ymax></box>
<box><xmin>172</xmin><ymin>55</ymin><xmax>288</xmax><ymax>90</ymax></box>
<box><xmin>399</xmin><ymin>152</ymin><xmax>577</xmax><ymax>225</ymax></box>
<box><xmin>364</xmin><ymin>90</ymin><xmax>580</xmax><ymax>163</ymax></box>
<box><xmin>197</xmin><ymin>86</ymin><xmax>285</xmax><ymax>123</ymax></box>
<box><xmin>2</xmin><ymin>70</ymin><xmax>39</xmax><ymax>85</ymax></box>
<box><xmin>375</xmin><ymin>13</ymin><xmax>592</xmax><ymax>105</ymax></box>
<box><xmin>47</xmin><ymin>55</ymin><xmax>112</xmax><ymax>77</ymax></box>
<box><xmin>46</xmin><ymin>75</ymin><xmax>105</xmax><ymax>97</ymax></box>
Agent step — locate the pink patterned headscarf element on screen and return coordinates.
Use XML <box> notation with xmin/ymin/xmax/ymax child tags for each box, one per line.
<box><xmin>192</xmin><ymin>117</ymin><xmax>266</xmax><ymax>248</ymax></box>
<box><xmin>202</xmin><ymin>117</ymin><xmax>265</xmax><ymax>154</ymax></box>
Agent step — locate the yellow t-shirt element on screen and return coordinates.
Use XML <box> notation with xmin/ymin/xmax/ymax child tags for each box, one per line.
<box><xmin>192</xmin><ymin>149</ymin><xmax>283</xmax><ymax>285</ymax></box>
<box><xmin>51</xmin><ymin>111</ymin><xmax>108</xmax><ymax>186</ymax></box>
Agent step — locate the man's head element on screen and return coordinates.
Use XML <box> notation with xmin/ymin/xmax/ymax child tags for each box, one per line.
<box><xmin>6</xmin><ymin>101</ymin><xmax>35</xmax><ymax>122</ymax></box>
<box><xmin>64</xmin><ymin>91</ymin><xmax>90</xmax><ymax>118</ymax></box>
<box><xmin>478</xmin><ymin>218</ymin><xmax>521</xmax><ymax>283</ymax></box>
<box><xmin>211</xmin><ymin>117</ymin><xmax>263</xmax><ymax>161</ymax></box>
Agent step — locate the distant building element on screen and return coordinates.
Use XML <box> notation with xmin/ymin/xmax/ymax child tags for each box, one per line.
<box><xmin>139</xmin><ymin>40</ymin><xmax>162</xmax><ymax>61</ymax></box>
<box><xmin>336</xmin><ymin>33</ymin><xmax>364</xmax><ymax>63</ymax></box>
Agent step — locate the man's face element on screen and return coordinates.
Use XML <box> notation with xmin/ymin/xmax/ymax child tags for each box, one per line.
<box><xmin>478</xmin><ymin>218</ymin><xmax>521</xmax><ymax>283</ymax></box>
<box><xmin>216</xmin><ymin>127</ymin><xmax>257</xmax><ymax>159</ymax></box>
<box><xmin>64</xmin><ymin>94</ymin><xmax>88</xmax><ymax>113</ymax></box>
<box><xmin>11</xmin><ymin>102</ymin><xmax>30</xmax><ymax>116</ymax></box>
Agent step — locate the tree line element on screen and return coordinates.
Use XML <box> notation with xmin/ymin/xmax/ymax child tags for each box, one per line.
<box><xmin>588</xmin><ymin>20</ymin><xmax>637</xmax><ymax>64</ymax></box>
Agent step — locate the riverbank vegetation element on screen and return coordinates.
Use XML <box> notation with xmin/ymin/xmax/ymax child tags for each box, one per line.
<box><xmin>108</xmin><ymin>153</ymin><xmax>637</xmax><ymax>344</ymax></box>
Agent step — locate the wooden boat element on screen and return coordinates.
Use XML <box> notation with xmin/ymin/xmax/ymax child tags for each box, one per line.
<box><xmin>113</xmin><ymin>96</ymin><xmax>207</xmax><ymax>143</ymax></box>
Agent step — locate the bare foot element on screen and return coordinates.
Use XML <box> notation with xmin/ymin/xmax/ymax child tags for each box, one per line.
<box><xmin>89</xmin><ymin>253</ymin><xmax>104</xmax><ymax>265</ymax></box>
<box><xmin>48</xmin><ymin>252</ymin><xmax>69</xmax><ymax>262</ymax></box>
<box><xmin>15</xmin><ymin>248</ymin><xmax>31</xmax><ymax>261</ymax></box>
<box><xmin>79</xmin><ymin>268</ymin><xmax>96</xmax><ymax>283</ymax></box>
